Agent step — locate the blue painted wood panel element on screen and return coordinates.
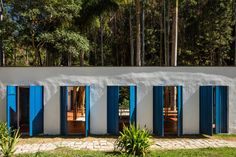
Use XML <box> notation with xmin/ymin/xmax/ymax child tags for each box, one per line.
<box><xmin>200</xmin><ymin>86</ymin><xmax>213</xmax><ymax>136</ymax></box>
<box><xmin>85</xmin><ymin>86</ymin><xmax>90</xmax><ymax>137</ymax></box>
<box><xmin>215</xmin><ymin>86</ymin><xmax>221</xmax><ymax>134</ymax></box>
<box><xmin>177</xmin><ymin>86</ymin><xmax>183</xmax><ymax>136</ymax></box>
<box><xmin>60</xmin><ymin>86</ymin><xmax>68</xmax><ymax>135</ymax></box>
<box><xmin>29</xmin><ymin>86</ymin><xmax>44</xmax><ymax>136</ymax></box>
<box><xmin>7</xmin><ymin>86</ymin><xmax>17</xmax><ymax>129</ymax></box>
<box><xmin>153</xmin><ymin>86</ymin><xmax>164</xmax><ymax>137</ymax></box>
<box><xmin>107</xmin><ymin>86</ymin><xmax>119</xmax><ymax>135</ymax></box>
<box><xmin>220</xmin><ymin>86</ymin><xmax>228</xmax><ymax>133</ymax></box>
<box><xmin>129</xmin><ymin>86</ymin><xmax>136</xmax><ymax>125</ymax></box>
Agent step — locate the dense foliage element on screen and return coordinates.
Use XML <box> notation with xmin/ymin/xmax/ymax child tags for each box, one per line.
<box><xmin>0</xmin><ymin>0</ymin><xmax>235</xmax><ymax>66</ymax></box>
<box><xmin>115</xmin><ymin>125</ymin><xmax>151</xmax><ymax>156</ymax></box>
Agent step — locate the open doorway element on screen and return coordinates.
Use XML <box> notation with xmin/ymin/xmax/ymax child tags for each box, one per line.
<box><xmin>18</xmin><ymin>87</ymin><xmax>30</xmax><ymax>134</ymax></box>
<box><xmin>163</xmin><ymin>86</ymin><xmax>178</xmax><ymax>136</ymax></box>
<box><xmin>7</xmin><ymin>85</ymin><xmax>44</xmax><ymax>136</ymax></box>
<box><xmin>153</xmin><ymin>86</ymin><xmax>182</xmax><ymax>137</ymax></box>
<box><xmin>119</xmin><ymin>86</ymin><xmax>130</xmax><ymax>131</ymax></box>
<box><xmin>67</xmin><ymin>86</ymin><xmax>86</xmax><ymax>135</ymax></box>
<box><xmin>107</xmin><ymin>86</ymin><xmax>137</xmax><ymax>135</ymax></box>
<box><xmin>61</xmin><ymin>86</ymin><xmax>90</xmax><ymax>136</ymax></box>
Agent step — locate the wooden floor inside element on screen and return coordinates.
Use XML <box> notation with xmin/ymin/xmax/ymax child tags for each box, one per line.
<box><xmin>164</xmin><ymin>110</ymin><xmax>178</xmax><ymax>135</ymax></box>
<box><xmin>67</xmin><ymin>110</ymin><xmax>85</xmax><ymax>135</ymax></box>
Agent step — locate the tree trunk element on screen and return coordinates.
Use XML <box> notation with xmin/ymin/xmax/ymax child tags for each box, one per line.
<box><xmin>100</xmin><ymin>16</ymin><xmax>104</xmax><ymax>66</ymax></box>
<box><xmin>114</xmin><ymin>15</ymin><xmax>119</xmax><ymax>66</ymax></box>
<box><xmin>171</xmin><ymin>0</ymin><xmax>178</xmax><ymax>66</ymax></box>
<box><xmin>0</xmin><ymin>35</ymin><xmax>3</xmax><ymax>66</ymax></box>
<box><xmin>80</xmin><ymin>51</ymin><xmax>84</xmax><ymax>66</ymax></box>
<box><xmin>129</xmin><ymin>5</ymin><xmax>134</xmax><ymax>66</ymax></box>
<box><xmin>164</xmin><ymin>0</ymin><xmax>168</xmax><ymax>66</ymax></box>
<box><xmin>234</xmin><ymin>0</ymin><xmax>236</xmax><ymax>66</ymax></box>
<box><xmin>160</xmin><ymin>0</ymin><xmax>163</xmax><ymax>66</ymax></box>
<box><xmin>68</xmin><ymin>52</ymin><xmax>72</xmax><ymax>66</ymax></box>
<box><xmin>135</xmin><ymin>0</ymin><xmax>141</xmax><ymax>66</ymax></box>
<box><xmin>166</xmin><ymin>0</ymin><xmax>170</xmax><ymax>66</ymax></box>
<box><xmin>0</xmin><ymin>1</ymin><xmax>4</xmax><ymax>66</ymax></box>
<box><xmin>141</xmin><ymin>0</ymin><xmax>145</xmax><ymax>66</ymax></box>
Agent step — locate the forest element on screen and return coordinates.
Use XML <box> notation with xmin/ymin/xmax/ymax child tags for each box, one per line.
<box><xmin>0</xmin><ymin>0</ymin><xmax>235</xmax><ymax>67</ymax></box>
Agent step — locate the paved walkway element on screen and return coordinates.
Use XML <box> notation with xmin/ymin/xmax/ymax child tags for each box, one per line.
<box><xmin>12</xmin><ymin>138</ymin><xmax>236</xmax><ymax>154</ymax></box>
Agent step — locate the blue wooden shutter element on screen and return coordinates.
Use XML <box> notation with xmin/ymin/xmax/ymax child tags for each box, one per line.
<box><xmin>215</xmin><ymin>86</ymin><xmax>221</xmax><ymax>134</ymax></box>
<box><xmin>85</xmin><ymin>86</ymin><xmax>90</xmax><ymax>137</ymax></box>
<box><xmin>60</xmin><ymin>86</ymin><xmax>68</xmax><ymax>135</ymax></box>
<box><xmin>177</xmin><ymin>86</ymin><xmax>183</xmax><ymax>136</ymax></box>
<box><xmin>107</xmin><ymin>86</ymin><xmax>119</xmax><ymax>135</ymax></box>
<box><xmin>220</xmin><ymin>86</ymin><xmax>228</xmax><ymax>133</ymax></box>
<box><xmin>200</xmin><ymin>86</ymin><xmax>213</xmax><ymax>136</ymax></box>
<box><xmin>7</xmin><ymin>86</ymin><xmax>17</xmax><ymax>129</ymax></box>
<box><xmin>130</xmin><ymin>86</ymin><xmax>136</xmax><ymax>125</ymax></box>
<box><xmin>153</xmin><ymin>86</ymin><xmax>164</xmax><ymax>136</ymax></box>
<box><xmin>29</xmin><ymin>86</ymin><xmax>43</xmax><ymax>136</ymax></box>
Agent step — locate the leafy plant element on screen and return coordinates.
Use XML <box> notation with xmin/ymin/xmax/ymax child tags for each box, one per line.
<box><xmin>0</xmin><ymin>122</ymin><xmax>21</xmax><ymax>157</ymax></box>
<box><xmin>119</xmin><ymin>98</ymin><xmax>130</xmax><ymax>109</ymax></box>
<box><xmin>115</xmin><ymin>124</ymin><xmax>151</xmax><ymax>156</ymax></box>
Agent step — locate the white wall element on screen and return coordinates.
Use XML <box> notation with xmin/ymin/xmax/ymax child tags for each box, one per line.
<box><xmin>0</xmin><ymin>67</ymin><xmax>236</xmax><ymax>135</ymax></box>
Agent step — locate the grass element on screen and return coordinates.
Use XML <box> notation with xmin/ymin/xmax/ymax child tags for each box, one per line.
<box><xmin>212</xmin><ymin>134</ymin><xmax>236</xmax><ymax>141</ymax></box>
<box><xmin>16</xmin><ymin>147</ymin><xmax>236</xmax><ymax>157</ymax></box>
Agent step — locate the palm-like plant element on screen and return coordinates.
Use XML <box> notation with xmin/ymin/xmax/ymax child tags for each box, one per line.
<box><xmin>0</xmin><ymin>122</ymin><xmax>21</xmax><ymax>157</ymax></box>
<box><xmin>115</xmin><ymin>124</ymin><xmax>151</xmax><ymax>156</ymax></box>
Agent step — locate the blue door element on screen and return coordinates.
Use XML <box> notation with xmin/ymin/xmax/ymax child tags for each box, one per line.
<box><xmin>107</xmin><ymin>86</ymin><xmax>119</xmax><ymax>135</ymax></box>
<box><xmin>220</xmin><ymin>86</ymin><xmax>228</xmax><ymax>133</ymax></box>
<box><xmin>177</xmin><ymin>86</ymin><xmax>183</xmax><ymax>136</ymax></box>
<box><xmin>129</xmin><ymin>86</ymin><xmax>136</xmax><ymax>125</ymax></box>
<box><xmin>7</xmin><ymin>86</ymin><xmax>17</xmax><ymax>129</ymax></box>
<box><xmin>153</xmin><ymin>86</ymin><xmax>164</xmax><ymax>137</ymax></box>
<box><xmin>215</xmin><ymin>86</ymin><xmax>228</xmax><ymax>133</ymax></box>
<box><xmin>85</xmin><ymin>86</ymin><xmax>90</xmax><ymax>137</ymax></box>
<box><xmin>29</xmin><ymin>86</ymin><xmax>44</xmax><ymax>136</ymax></box>
<box><xmin>200</xmin><ymin>86</ymin><xmax>213</xmax><ymax>136</ymax></box>
<box><xmin>60</xmin><ymin>86</ymin><xmax>68</xmax><ymax>135</ymax></box>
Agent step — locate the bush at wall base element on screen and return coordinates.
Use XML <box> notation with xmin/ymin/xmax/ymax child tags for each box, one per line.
<box><xmin>115</xmin><ymin>124</ymin><xmax>151</xmax><ymax>156</ymax></box>
<box><xmin>0</xmin><ymin>122</ymin><xmax>20</xmax><ymax>157</ymax></box>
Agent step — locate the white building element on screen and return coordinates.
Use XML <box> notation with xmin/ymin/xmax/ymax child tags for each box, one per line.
<box><xmin>0</xmin><ymin>67</ymin><xmax>235</xmax><ymax>136</ymax></box>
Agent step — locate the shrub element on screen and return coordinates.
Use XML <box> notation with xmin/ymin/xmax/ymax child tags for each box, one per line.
<box><xmin>0</xmin><ymin>122</ymin><xmax>20</xmax><ymax>157</ymax></box>
<box><xmin>115</xmin><ymin>124</ymin><xmax>151</xmax><ymax>156</ymax></box>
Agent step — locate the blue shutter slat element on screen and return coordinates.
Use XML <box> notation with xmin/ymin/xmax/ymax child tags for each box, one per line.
<box><xmin>153</xmin><ymin>86</ymin><xmax>164</xmax><ymax>137</ymax></box>
<box><xmin>107</xmin><ymin>86</ymin><xmax>119</xmax><ymax>135</ymax></box>
<box><xmin>220</xmin><ymin>86</ymin><xmax>228</xmax><ymax>133</ymax></box>
<box><xmin>60</xmin><ymin>86</ymin><xmax>68</xmax><ymax>135</ymax></box>
<box><xmin>129</xmin><ymin>86</ymin><xmax>136</xmax><ymax>125</ymax></box>
<box><xmin>30</xmin><ymin>86</ymin><xmax>43</xmax><ymax>136</ymax></box>
<box><xmin>85</xmin><ymin>86</ymin><xmax>90</xmax><ymax>137</ymax></box>
<box><xmin>200</xmin><ymin>86</ymin><xmax>213</xmax><ymax>136</ymax></box>
<box><xmin>215</xmin><ymin>86</ymin><xmax>221</xmax><ymax>134</ymax></box>
<box><xmin>7</xmin><ymin>86</ymin><xmax>17</xmax><ymax>129</ymax></box>
<box><xmin>177</xmin><ymin>86</ymin><xmax>183</xmax><ymax>136</ymax></box>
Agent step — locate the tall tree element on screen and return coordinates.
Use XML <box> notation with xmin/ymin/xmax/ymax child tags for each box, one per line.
<box><xmin>141</xmin><ymin>0</ymin><xmax>145</xmax><ymax>66</ymax></box>
<box><xmin>171</xmin><ymin>0</ymin><xmax>178</xmax><ymax>66</ymax></box>
<box><xmin>0</xmin><ymin>0</ymin><xmax>4</xmax><ymax>66</ymax></box>
<box><xmin>234</xmin><ymin>0</ymin><xmax>236</xmax><ymax>66</ymax></box>
<box><xmin>129</xmin><ymin>3</ymin><xmax>134</xmax><ymax>66</ymax></box>
<box><xmin>135</xmin><ymin>0</ymin><xmax>141</xmax><ymax>66</ymax></box>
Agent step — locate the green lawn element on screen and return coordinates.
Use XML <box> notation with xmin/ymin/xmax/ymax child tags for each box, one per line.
<box><xmin>16</xmin><ymin>147</ymin><xmax>236</xmax><ymax>157</ymax></box>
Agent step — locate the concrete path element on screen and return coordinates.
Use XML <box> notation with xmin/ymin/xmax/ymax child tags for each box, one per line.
<box><xmin>11</xmin><ymin>138</ymin><xmax>236</xmax><ymax>154</ymax></box>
